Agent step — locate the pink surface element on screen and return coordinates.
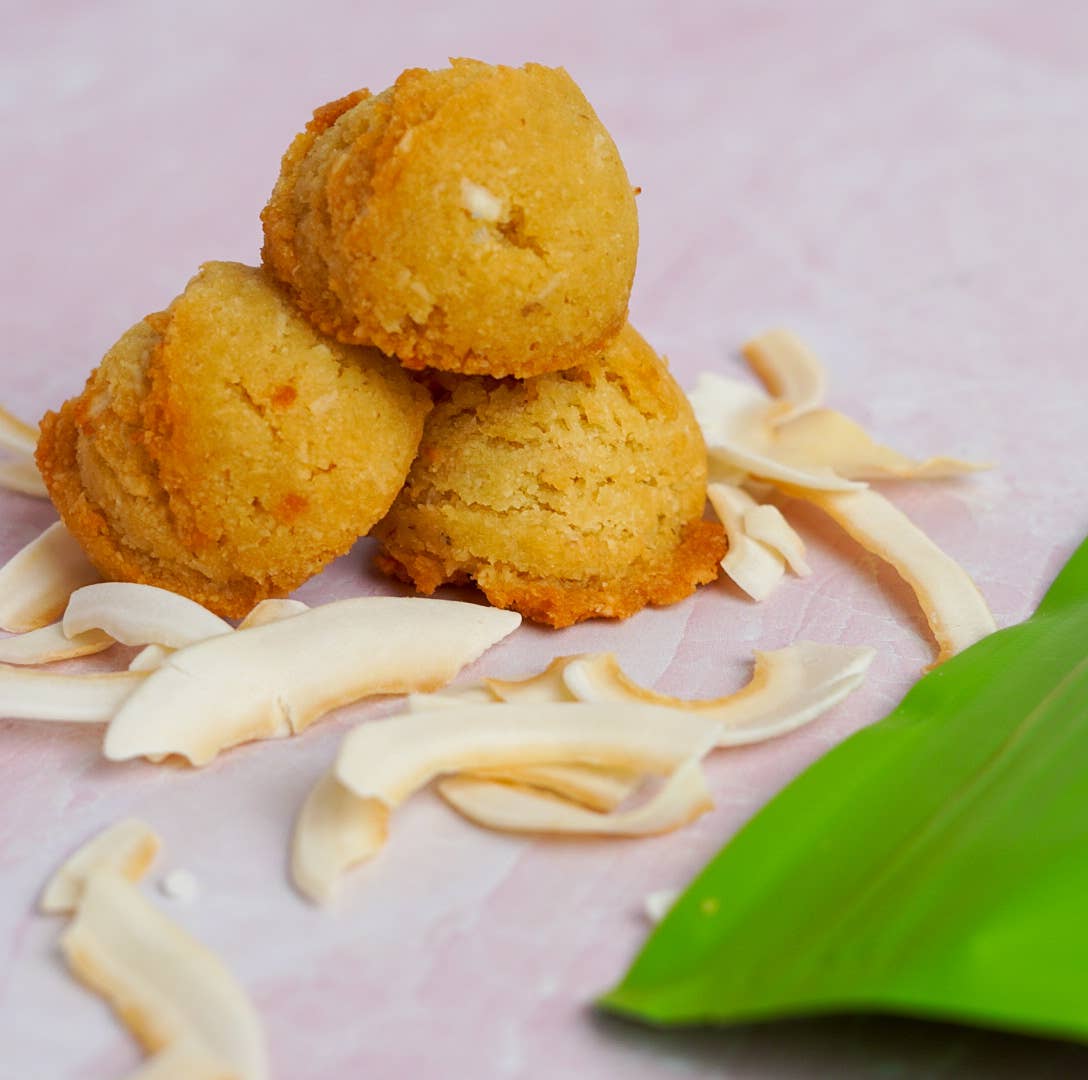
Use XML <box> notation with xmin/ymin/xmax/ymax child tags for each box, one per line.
<box><xmin>3</xmin><ymin>2</ymin><xmax>1088</xmax><ymax>1076</ymax></box>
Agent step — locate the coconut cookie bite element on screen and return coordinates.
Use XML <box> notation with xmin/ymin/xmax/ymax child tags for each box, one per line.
<box><xmin>36</xmin><ymin>261</ymin><xmax>431</xmax><ymax>618</ymax></box>
<box><xmin>373</xmin><ymin>324</ymin><xmax>726</xmax><ymax>627</ymax></box>
<box><xmin>262</xmin><ymin>58</ymin><xmax>639</xmax><ymax>379</ymax></box>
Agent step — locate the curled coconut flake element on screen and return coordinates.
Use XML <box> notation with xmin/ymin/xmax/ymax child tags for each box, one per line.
<box><xmin>485</xmin><ymin>656</ymin><xmax>580</xmax><ymax>704</ymax></box>
<box><xmin>61</xmin><ymin>870</ymin><xmax>267</xmax><ymax>1080</ymax></box>
<box><xmin>129</xmin><ymin>644</ymin><xmax>175</xmax><ymax>673</ymax></box>
<box><xmin>437</xmin><ymin>755</ymin><xmax>713</xmax><ymax>838</ymax></box>
<box><xmin>312</xmin><ymin>704</ymin><xmax>722</xmax><ymax>898</ymax></box>
<box><xmin>0</xmin><ymin>456</ymin><xmax>48</xmax><ymax>498</ymax></box>
<box><xmin>40</xmin><ymin>818</ymin><xmax>161</xmax><ymax>915</ymax></box>
<box><xmin>795</xmin><ymin>487</ymin><xmax>996</xmax><ymax>664</ymax></box>
<box><xmin>563</xmin><ymin>642</ymin><xmax>875</xmax><ymax>746</ymax></box>
<box><xmin>0</xmin><ymin>663</ymin><xmax>144</xmax><ymax>722</ymax></box>
<box><xmin>741</xmin><ymin>329</ymin><xmax>827</xmax><ymax>425</ymax></box>
<box><xmin>64</xmin><ymin>582</ymin><xmax>233</xmax><ymax>649</ymax></box>
<box><xmin>0</xmin><ymin>522</ymin><xmax>101</xmax><ymax>633</ymax></box>
<box><xmin>772</xmin><ymin>407</ymin><xmax>990</xmax><ymax>481</ymax></box>
<box><xmin>461</xmin><ymin>762</ymin><xmax>643</xmax><ymax>813</ymax></box>
<box><xmin>743</xmin><ymin>504</ymin><xmax>811</xmax><ymax>576</ymax></box>
<box><xmin>0</xmin><ymin>404</ymin><xmax>38</xmax><ymax>455</ymax></box>
<box><xmin>236</xmin><ymin>598</ymin><xmax>310</xmax><ymax>630</ymax></box>
<box><xmin>105</xmin><ymin>598</ymin><xmax>521</xmax><ymax>766</ymax></box>
<box><xmin>0</xmin><ymin>621</ymin><xmax>113</xmax><ymax>666</ymax></box>
<box><xmin>406</xmin><ymin>684</ymin><xmax>499</xmax><ymax>710</ymax></box>
<box><xmin>707</xmin><ymin>483</ymin><xmax>789</xmax><ymax>601</ymax></box>
<box><xmin>689</xmin><ymin>373</ymin><xmax>864</xmax><ymax>494</ymax></box>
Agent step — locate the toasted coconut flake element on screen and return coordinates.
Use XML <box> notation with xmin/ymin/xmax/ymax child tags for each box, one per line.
<box><xmin>437</xmin><ymin>755</ymin><xmax>713</xmax><ymax>838</ymax></box>
<box><xmin>485</xmin><ymin>655</ymin><xmax>580</xmax><ymax>704</ymax></box>
<box><xmin>0</xmin><ymin>522</ymin><xmax>101</xmax><ymax>633</ymax></box>
<box><xmin>0</xmin><ymin>455</ymin><xmax>48</xmax><ymax>498</ymax></box>
<box><xmin>329</xmin><ymin>704</ymin><xmax>722</xmax><ymax>879</ymax></box>
<box><xmin>689</xmin><ymin>373</ymin><xmax>864</xmax><ymax>493</ymax></box>
<box><xmin>64</xmin><ymin>583</ymin><xmax>232</xmax><ymax>649</ymax></box>
<box><xmin>773</xmin><ymin>408</ymin><xmax>991</xmax><ymax>480</ymax></box>
<box><xmin>237</xmin><ymin>598</ymin><xmax>310</xmax><ymax>630</ymax></box>
<box><xmin>707</xmin><ymin>483</ymin><xmax>787</xmax><ymax>601</ymax></box>
<box><xmin>129</xmin><ymin>644</ymin><xmax>174</xmax><ymax>673</ymax></box>
<box><xmin>743</xmin><ymin>504</ymin><xmax>811</xmax><ymax>576</ymax></box>
<box><xmin>61</xmin><ymin>870</ymin><xmax>267</xmax><ymax>1079</ymax></box>
<box><xmin>563</xmin><ymin>643</ymin><xmax>874</xmax><ymax>745</ymax></box>
<box><xmin>105</xmin><ymin>598</ymin><xmax>521</xmax><ymax>766</ymax></box>
<box><xmin>0</xmin><ymin>663</ymin><xmax>144</xmax><ymax>722</ymax></box>
<box><xmin>406</xmin><ymin>683</ymin><xmax>499</xmax><ymax>710</ymax></box>
<box><xmin>796</xmin><ymin>487</ymin><xmax>996</xmax><ymax>664</ymax></box>
<box><xmin>741</xmin><ymin>329</ymin><xmax>826</xmax><ymax>424</ymax></box>
<box><xmin>0</xmin><ymin>404</ymin><xmax>38</xmax><ymax>455</ymax></box>
<box><xmin>463</xmin><ymin>762</ymin><xmax>642</xmax><ymax>813</ymax></box>
<box><xmin>0</xmin><ymin>621</ymin><xmax>113</xmax><ymax>665</ymax></box>
<box><xmin>644</xmin><ymin>888</ymin><xmax>681</xmax><ymax>924</ymax></box>
<box><xmin>121</xmin><ymin>1035</ymin><xmax>237</xmax><ymax>1080</ymax></box>
<box><xmin>40</xmin><ymin>819</ymin><xmax>161</xmax><ymax>915</ymax></box>
<box><xmin>291</xmin><ymin>772</ymin><xmax>387</xmax><ymax>904</ymax></box>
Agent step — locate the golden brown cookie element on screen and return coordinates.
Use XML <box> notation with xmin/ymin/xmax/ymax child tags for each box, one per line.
<box><xmin>373</xmin><ymin>324</ymin><xmax>725</xmax><ymax>627</ymax></box>
<box><xmin>37</xmin><ymin>262</ymin><xmax>431</xmax><ymax>618</ymax></box>
<box><xmin>262</xmin><ymin>59</ymin><xmax>639</xmax><ymax>379</ymax></box>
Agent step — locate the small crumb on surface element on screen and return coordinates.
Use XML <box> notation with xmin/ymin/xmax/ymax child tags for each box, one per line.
<box><xmin>643</xmin><ymin>888</ymin><xmax>680</xmax><ymax>924</ymax></box>
<box><xmin>159</xmin><ymin>868</ymin><xmax>199</xmax><ymax>904</ymax></box>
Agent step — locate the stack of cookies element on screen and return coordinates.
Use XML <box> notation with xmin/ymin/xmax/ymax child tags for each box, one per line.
<box><xmin>37</xmin><ymin>59</ymin><xmax>725</xmax><ymax>626</ymax></box>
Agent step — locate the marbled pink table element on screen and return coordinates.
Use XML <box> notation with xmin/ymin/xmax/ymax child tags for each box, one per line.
<box><xmin>3</xmin><ymin>2</ymin><xmax>1088</xmax><ymax>1076</ymax></box>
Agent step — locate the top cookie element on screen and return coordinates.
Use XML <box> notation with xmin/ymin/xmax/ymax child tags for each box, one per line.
<box><xmin>262</xmin><ymin>59</ymin><xmax>639</xmax><ymax>378</ymax></box>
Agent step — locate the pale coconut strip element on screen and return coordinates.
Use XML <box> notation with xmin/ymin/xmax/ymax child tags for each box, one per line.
<box><xmin>0</xmin><ymin>663</ymin><xmax>144</xmax><ymax>721</ymax></box>
<box><xmin>64</xmin><ymin>582</ymin><xmax>233</xmax><ymax>649</ymax></box>
<box><xmin>563</xmin><ymin>643</ymin><xmax>875</xmax><ymax>745</ymax></box>
<box><xmin>105</xmin><ymin>598</ymin><xmax>521</xmax><ymax>766</ymax></box>
<box><xmin>61</xmin><ymin>870</ymin><xmax>268</xmax><ymax>1079</ymax></box>
<box><xmin>406</xmin><ymin>684</ymin><xmax>499</xmax><ymax>710</ymax></box>
<box><xmin>485</xmin><ymin>656</ymin><xmax>580</xmax><ymax>703</ymax></box>
<box><xmin>690</xmin><ymin>373</ymin><xmax>863</xmax><ymax>494</ymax></box>
<box><xmin>330</xmin><ymin>704</ymin><xmax>723</xmax><ymax>875</ymax></box>
<box><xmin>437</xmin><ymin>755</ymin><xmax>713</xmax><ymax>838</ymax></box>
<box><xmin>121</xmin><ymin>1036</ymin><xmax>237</xmax><ymax>1080</ymax></box>
<box><xmin>743</xmin><ymin>504</ymin><xmax>811</xmax><ymax>576</ymax></box>
<box><xmin>129</xmin><ymin>644</ymin><xmax>175</xmax><ymax>673</ymax></box>
<box><xmin>773</xmin><ymin>408</ymin><xmax>991</xmax><ymax>480</ymax></box>
<box><xmin>0</xmin><ymin>621</ymin><xmax>113</xmax><ymax>665</ymax></box>
<box><xmin>462</xmin><ymin>762</ymin><xmax>643</xmax><ymax>813</ymax></box>
<box><xmin>795</xmin><ymin>487</ymin><xmax>996</xmax><ymax>664</ymax></box>
<box><xmin>707</xmin><ymin>482</ymin><xmax>787</xmax><ymax>601</ymax></box>
<box><xmin>40</xmin><ymin>819</ymin><xmax>161</xmax><ymax>914</ymax></box>
<box><xmin>644</xmin><ymin>888</ymin><xmax>681</xmax><ymax>924</ymax></box>
<box><xmin>291</xmin><ymin>772</ymin><xmax>388</xmax><ymax>904</ymax></box>
<box><xmin>237</xmin><ymin>598</ymin><xmax>310</xmax><ymax>630</ymax></box>
<box><xmin>0</xmin><ymin>522</ymin><xmax>101</xmax><ymax>633</ymax></box>
<box><xmin>0</xmin><ymin>456</ymin><xmax>48</xmax><ymax>498</ymax></box>
<box><xmin>0</xmin><ymin>404</ymin><xmax>38</xmax><ymax>455</ymax></box>
<box><xmin>741</xmin><ymin>329</ymin><xmax>826</xmax><ymax>424</ymax></box>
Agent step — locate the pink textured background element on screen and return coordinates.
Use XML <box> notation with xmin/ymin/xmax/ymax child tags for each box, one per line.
<box><xmin>3</xmin><ymin>1</ymin><xmax>1088</xmax><ymax>1076</ymax></box>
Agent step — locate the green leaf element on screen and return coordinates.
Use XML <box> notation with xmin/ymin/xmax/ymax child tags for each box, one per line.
<box><xmin>601</xmin><ymin>536</ymin><xmax>1088</xmax><ymax>1042</ymax></box>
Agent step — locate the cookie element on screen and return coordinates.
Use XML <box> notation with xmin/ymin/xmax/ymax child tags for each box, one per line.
<box><xmin>373</xmin><ymin>324</ymin><xmax>725</xmax><ymax>626</ymax></box>
<box><xmin>262</xmin><ymin>59</ymin><xmax>639</xmax><ymax>378</ymax></box>
<box><xmin>36</xmin><ymin>262</ymin><xmax>431</xmax><ymax>617</ymax></box>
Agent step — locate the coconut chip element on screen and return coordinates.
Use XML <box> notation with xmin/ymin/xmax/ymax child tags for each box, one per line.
<box><xmin>707</xmin><ymin>483</ymin><xmax>791</xmax><ymax>601</ymax></box>
<box><xmin>40</xmin><ymin>818</ymin><xmax>161</xmax><ymax>915</ymax></box>
<box><xmin>741</xmin><ymin>329</ymin><xmax>827</xmax><ymax>424</ymax></box>
<box><xmin>794</xmin><ymin>487</ymin><xmax>996</xmax><ymax>665</ymax></box>
<box><xmin>0</xmin><ymin>621</ymin><xmax>113</xmax><ymax>666</ymax></box>
<box><xmin>64</xmin><ymin>582</ymin><xmax>233</xmax><ymax>649</ymax></box>
<box><xmin>461</xmin><ymin>762</ymin><xmax>643</xmax><ymax>813</ymax></box>
<box><xmin>563</xmin><ymin>643</ymin><xmax>874</xmax><ymax>746</ymax></box>
<box><xmin>0</xmin><ymin>522</ymin><xmax>101</xmax><ymax>633</ymax></box>
<box><xmin>105</xmin><ymin>598</ymin><xmax>521</xmax><ymax>766</ymax></box>
<box><xmin>743</xmin><ymin>503</ymin><xmax>811</xmax><ymax>576</ymax></box>
<box><xmin>129</xmin><ymin>644</ymin><xmax>175</xmax><ymax>673</ymax></box>
<box><xmin>0</xmin><ymin>663</ymin><xmax>144</xmax><ymax>722</ymax></box>
<box><xmin>406</xmin><ymin>683</ymin><xmax>499</xmax><ymax>710</ymax></box>
<box><xmin>0</xmin><ymin>456</ymin><xmax>48</xmax><ymax>498</ymax></box>
<box><xmin>236</xmin><ymin>598</ymin><xmax>310</xmax><ymax>630</ymax></box>
<box><xmin>437</xmin><ymin>755</ymin><xmax>713</xmax><ymax>838</ymax></box>
<box><xmin>289</xmin><ymin>704</ymin><xmax>722</xmax><ymax>901</ymax></box>
<box><xmin>61</xmin><ymin>869</ymin><xmax>267</xmax><ymax>1079</ymax></box>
